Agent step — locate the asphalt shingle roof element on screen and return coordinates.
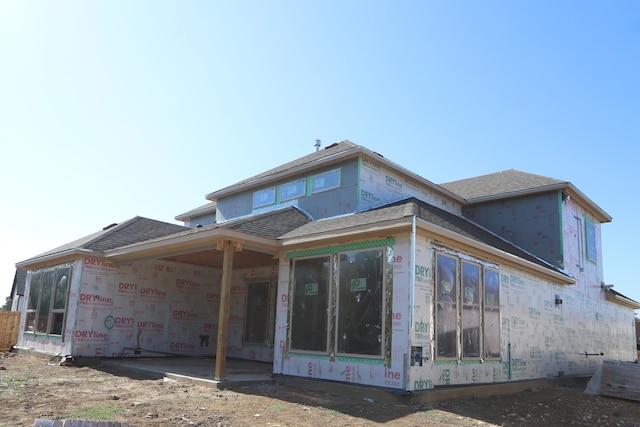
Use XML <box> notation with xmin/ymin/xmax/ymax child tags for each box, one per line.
<box><xmin>207</xmin><ymin>140</ymin><xmax>361</xmax><ymax>197</ymax></box>
<box><xmin>22</xmin><ymin>217</ymin><xmax>189</xmax><ymax>261</ymax></box>
<box><xmin>439</xmin><ymin>169</ymin><xmax>567</xmax><ymax>201</ymax></box>
<box><xmin>223</xmin><ymin>206</ymin><xmax>312</xmax><ymax>238</ymax></box>
<box><xmin>280</xmin><ymin>197</ymin><xmax>565</xmax><ymax>275</ymax></box>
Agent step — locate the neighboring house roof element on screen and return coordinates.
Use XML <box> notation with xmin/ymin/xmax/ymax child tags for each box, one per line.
<box><xmin>440</xmin><ymin>169</ymin><xmax>611</xmax><ymax>223</ymax></box>
<box><xmin>11</xmin><ymin>268</ymin><xmax>28</xmax><ymax>297</ymax></box>
<box><xmin>280</xmin><ymin>197</ymin><xmax>569</xmax><ymax>280</ymax></box>
<box><xmin>17</xmin><ymin>217</ymin><xmax>189</xmax><ymax>268</ymax></box>
<box><xmin>205</xmin><ymin>140</ymin><xmax>464</xmax><ymax>204</ymax></box>
<box><xmin>175</xmin><ymin>201</ymin><xmax>217</xmax><ymax>222</ymax></box>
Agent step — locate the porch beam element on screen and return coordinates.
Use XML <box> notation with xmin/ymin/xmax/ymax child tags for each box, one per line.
<box><xmin>214</xmin><ymin>240</ymin><xmax>235</xmax><ymax>381</ymax></box>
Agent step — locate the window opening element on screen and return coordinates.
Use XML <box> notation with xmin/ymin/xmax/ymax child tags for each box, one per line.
<box><xmin>336</xmin><ymin>249</ymin><xmax>384</xmax><ymax>357</ymax></box>
<box><xmin>311</xmin><ymin>169</ymin><xmax>340</xmax><ymax>193</ymax></box>
<box><xmin>290</xmin><ymin>256</ymin><xmax>330</xmax><ymax>352</ymax></box>
<box><xmin>244</xmin><ymin>281</ymin><xmax>272</xmax><ymax>345</ymax></box>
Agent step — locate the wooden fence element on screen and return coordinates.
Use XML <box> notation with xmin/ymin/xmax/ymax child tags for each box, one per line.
<box><xmin>0</xmin><ymin>311</ymin><xmax>20</xmax><ymax>351</ymax></box>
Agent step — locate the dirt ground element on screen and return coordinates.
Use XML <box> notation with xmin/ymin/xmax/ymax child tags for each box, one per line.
<box><xmin>1</xmin><ymin>352</ymin><xmax>639</xmax><ymax>427</ymax></box>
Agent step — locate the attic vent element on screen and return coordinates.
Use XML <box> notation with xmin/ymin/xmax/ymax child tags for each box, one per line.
<box><xmin>325</xmin><ymin>142</ymin><xmax>339</xmax><ymax>149</ymax></box>
<box><xmin>103</xmin><ymin>223</ymin><xmax>118</xmax><ymax>230</ymax></box>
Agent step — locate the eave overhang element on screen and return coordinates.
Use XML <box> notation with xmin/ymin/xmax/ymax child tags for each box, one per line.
<box><xmin>103</xmin><ymin>227</ymin><xmax>278</xmax><ymax>264</ymax></box>
<box><xmin>604</xmin><ymin>290</ymin><xmax>640</xmax><ymax>310</ymax></box>
<box><xmin>16</xmin><ymin>248</ymin><xmax>95</xmax><ymax>270</ymax></box>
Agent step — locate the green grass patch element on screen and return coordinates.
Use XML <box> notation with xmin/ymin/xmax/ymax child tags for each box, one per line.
<box><xmin>66</xmin><ymin>405</ymin><xmax>127</xmax><ymax>420</ymax></box>
<box><xmin>0</xmin><ymin>375</ymin><xmax>30</xmax><ymax>384</ymax></box>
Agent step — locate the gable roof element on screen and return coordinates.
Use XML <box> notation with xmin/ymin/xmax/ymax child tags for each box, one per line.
<box><xmin>204</xmin><ymin>140</ymin><xmax>464</xmax><ymax>204</ymax></box>
<box><xmin>280</xmin><ymin>197</ymin><xmax>572</xmax><ymax>283</ymax></box>
<box><xmin>440</xmin><ymin>169</ymin><xmax>611</xmax><ymax>223</ymax></box>
<box><xmin>175</xmin><ymin>201</ymin><xmax>217</xmax><ymax>222</ymax></box>
<box><xmin>17</xmin><ymin>217</ymin><xmax>189</xmax><ymax>268</ymax></box>
<box><xmin>440</xmin><ymin>169</ymin><xmax>565</xmax><ymax>200</ymax></box>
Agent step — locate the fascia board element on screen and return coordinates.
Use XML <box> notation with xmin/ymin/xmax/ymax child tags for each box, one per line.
<box><xmin>175</xmin><ymin>203</ymin><xmax>217</xmax><ymax>221</ymax></box>
<box><xmin>564</xmin><ymin>183</ymin><xmax>612</xmax><ymax>223</ymax></box>
<box><xmin>15</xmin><ymin>248</ymin><xmax>95</xmax><ymax>270</ymax></box>
<box><xmin>605</xmin><ymin>290</ymin><xmax>640</xmax><ymax>310</ymax></box>
<box><xmin>414</xmin><ymin>218</ymin><xmax>575</xmax><ymax>285</ymax></box>
<box><xmin>103</xmin><ymin>228</ymin><xmax>278</xmax><ymax>262</ymax></box>
<box><xmin>279</xmin><ymin>217</ymin><xmax>413</xmax><ymax>248</ymax></box>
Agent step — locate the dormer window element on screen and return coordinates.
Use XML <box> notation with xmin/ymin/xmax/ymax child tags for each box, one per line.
<box><xmin>252</xmin><ymin>187</ymin><xmax>276</xmax><ymax>208</ymax></box>
<box><xmin>311</xmin><ymin>168</ymin><xmax>341</xmax><ymax>193</ymax></box>
<box><xmin>280</xmin><ymin>179</ymin><xmax>306</xmax><ymax>202</ymax></box>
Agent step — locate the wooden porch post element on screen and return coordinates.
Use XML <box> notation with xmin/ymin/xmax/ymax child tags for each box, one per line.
<box><xmin>215</xmin><ymin>240</ymin><xmax>235</xmax><ymax>381</ymax></box>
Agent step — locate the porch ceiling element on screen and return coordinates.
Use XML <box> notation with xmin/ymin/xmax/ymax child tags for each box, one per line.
<box><xmin>162</xmin><ymin>248</ymin><xmax>278</xmax><ymax>269</ymax></box>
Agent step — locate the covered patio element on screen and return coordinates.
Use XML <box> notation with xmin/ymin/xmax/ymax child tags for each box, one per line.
<box><xmin>100</xmin><ymin>357</ymin><xmax>273</xmax><ymax>388</ymax></box>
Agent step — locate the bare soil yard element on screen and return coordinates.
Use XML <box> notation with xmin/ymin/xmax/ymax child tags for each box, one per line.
<box><xmin>1</xmin><ymin>352</ymin><xmax>639</xmax><ymax>426</ymax></box>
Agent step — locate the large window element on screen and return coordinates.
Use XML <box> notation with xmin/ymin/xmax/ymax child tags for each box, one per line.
<box><xmin>26</xmin><ymin>265</ymin><xmax>71</xmax><ymax>336</ymax></box>
<box><xmin>435</xmin><ymin>254</ymin><xmax>457</xmax><ymax>358</ymax></box>
<box><xmin>483</xmin><ymin>269</ymin><xmax>500</xmax><ymax>358</ymax></box>
<box><xmin>435</xmin><ymin>252</ymin><xmax>500</xmax><ymax>360</ymax></box>
<box><xmin>244</xmin><ymin>280</ymin><xmax>275</xmax><ymax>345</ymax></box>
<box><xmin>290</xmin><ymin>247</ymin><xmax>388</xmax><ymax>358</ymax></box>
<box><xmin>337</xmin><ymin>250</ymin><xmax>384</xmax><ymax>356</ymax></box>
<box><xmin>290</xmin><ymin>257</ymin><xmax>330</xmax><ymax>352</ymax></box>
<box><xmin>461</xmin><ymin>261</ymin><xmax>480</xmax><ymax>358</ymax></box>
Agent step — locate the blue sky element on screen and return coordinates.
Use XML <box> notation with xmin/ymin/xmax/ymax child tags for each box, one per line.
<box><xmin>1</xmin><ymin>1</ymin><xmax>638</xmax><ymax>308</ymax></box>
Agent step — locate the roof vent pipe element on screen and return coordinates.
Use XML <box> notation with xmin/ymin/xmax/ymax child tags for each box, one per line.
<box><xmin>314</xmin><ymin>139</ymin><xmax>321</xmax><ymax>152</ymax></box>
